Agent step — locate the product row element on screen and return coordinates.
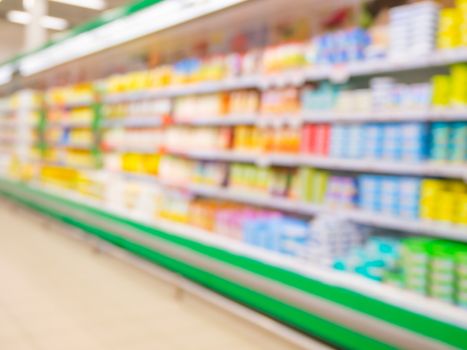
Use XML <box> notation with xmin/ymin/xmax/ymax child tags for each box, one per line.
<box><xmin>101</xmin><ymin>121</ymin><xmax>467</xmax><ymax>164</ymax></box>
<box><xmin>103</xmin><ymin>1</ymin><xmax>467</xmax><ymax>94</ymax></box>
<box><xmin>152</xmin><ymin>156</ymin><xmax>467</xmax><ymax>225</ymax></box>
<box><xmin>103</xmin><ymin>65</ymin><xmax>467</xmax><ymax>121</ymax></box>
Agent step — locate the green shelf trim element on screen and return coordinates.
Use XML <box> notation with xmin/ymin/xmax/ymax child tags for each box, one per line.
<box><xmin>91</xmin><ymin>98</ymin><xmax>104</xmax><ymax>167</ymax></box>
<box><xmin>1</xmin><ymin>178</ymin><xmax>466</xmax><ymax>349</ymax></box>
<box><xmin>37</xmin><ymin>107</ymin><xmax>48</xmax><ymax>156</ymax></box>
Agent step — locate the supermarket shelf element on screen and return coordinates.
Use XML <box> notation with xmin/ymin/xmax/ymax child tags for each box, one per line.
<box><xmin>53</xmin><ymin>142</ymin><xmax>94</xmax><ymax>150</ymax></box>
<box><xmin>47</xmin><ymin>120</ymin><xmax>93</xmax><ymax>128</ymax></box>
<box><xmin>36</xmin><ymin>160</ymin><xmax>101</xmax><ymax>171</ymax></box>
<box><xmin>106</xmin><ymin>147</ymin><xmax>156</xmax><ymax>154</ymax></box>
<box><xmin>174</xmin><ymin>115</ymin><xmax>258</xmax><ymax>126</ymax></box>
<box><xmin>103</xmin><ymin>117</ymin><xmax>162</xmax><ymax>128</ymax></box>
<box><xmin>126</xmin><ymin>176</ymin><xmax>467</xmax><ymax>241</ymax></box>
<box><xmin>47</xmin><ymin>100</ymin><xmax>94</xmax><ymax>109</ymax></box>
<box><xmin>103</xmin><ymin>77</ymin><xmax>259</xmax><ymax>103</ymax></box>
<box><xmin>100</xmin><ymin>110</ymin><xmax>467</xmax><ymax>129</ymax></box>
<box><xmin>3</xmin><ymin>177</ymin><xmax>467</xmax><ymax>332</ymax></box>
<box><xmin>300</xmin><ymin>108</ymin><xmax>467</xmax><ymax>123</ymax></box>
<box><xmin>193</xmin><ymin>186</ymin><xmax>467</xmax><ymax>240</ymax></box>
<box><xmin>103</xmin><ymin>48</ymin><xmax>467</xmax><ymax>104</ymax></box>
<box><xmin>119</xmin><ymin>171</ymin><xmax>158</xmax><ymax>183</ymax></box>
<box><xmin>166</xmin><ymin>149</ymin><xmax>467</xmax><ymax>179</ymax></box>
<box><xmin>228</xmin><ymin>109</ymin><xmax>467</xmax><ymax>126</ymax></box>
<box><xmin>302</xmin><ymin>47</ymin><xmax>467</xmax><ymax>83</ymax></box>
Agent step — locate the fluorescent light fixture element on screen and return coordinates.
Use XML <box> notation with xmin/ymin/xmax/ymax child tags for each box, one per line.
<box><xmin>19</xmin><ymin>0</ymin><xmax>248</xmax><ymax>76</ymax></box>
<box><xmin>7</xmin><ymin>10</ymin><xmax>68</xmax><ymax>30</ymax></box>
<box><xmin>51</xmin><ymin>0</ymin><xmax>106</xmax><ymax>11</ymax></box>
<box><xmin>0</xmin><ymin>65</ymin><xmax>13</xmax><ymax>86</ymax></box>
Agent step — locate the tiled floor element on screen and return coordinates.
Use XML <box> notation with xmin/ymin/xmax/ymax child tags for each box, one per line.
<box><xmin>0</xmin><ymin>202</ymin><xmax>306</xmax><ymax>350</ymax></box>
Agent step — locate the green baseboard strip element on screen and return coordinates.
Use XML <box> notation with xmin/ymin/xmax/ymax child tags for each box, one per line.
<box><xmin>1</xmin><ymin>178</ymin><xmax>466</xmax><ymax>350</ymax></box>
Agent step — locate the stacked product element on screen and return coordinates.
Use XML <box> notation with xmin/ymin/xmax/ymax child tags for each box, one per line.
<box><xmin>233</xmin><ymin>126</ymin><xmax>301</xmax><ymax>153</ymax></box>
<box><xmin>42</xmin><ymin>84</ymin><xmax>101</xmax><ymax>169</ymax></box>
<box><xmin>301</xmin><ymin>78</ymin><xmax>432</xmax><ymax>114</ymax></box>
<box><xmin>172</xmin><ymin>90</ymin><xmax>260</xmax><ymax>122</ymax></box>
<box><xmin>432</xmin><ymin>64</ymin><xmax>467</xmax><ymax>107</ymax></box>
<box><xmin>313</xmin><ymin>28</ymin><xmax>371</xmax><ymax>65</ymax></box>
<box><xmin>229</xmin><ymin>163</ymin><xmax>293</xmax><ymax>197</ymax></box>
<box><xmin>301</xmin><ymin>83</ymin><xmax>341</xmax><ymax>111</ymax></box>
<box><xmin>301</xmin><ymin>124</ymin><xmax>330</xmax><ymax>155</ymax></box>
<box><xmin>334</xmin><ymin>235</ymin><xmax>401</xmax><ymax>281</ymax></box>
<box><xmin>358</xmin><ymin>175</ymin><xmax>421</xmax><ymax>219</ymax></box>
<box><xmin>260</xmin><ymin>88</ymin><xmax>301</xmax><ymax>115</ymax></box>
<box><xmin>331</xmin><ymin>122</ymin><xmax>428</xmax><ymax>161</ymax></box>
<box><xmin>104</xmin><ymin>99</ymin><xmax>171</xmax><ymax>125</ymax></box>
<box><xmin>420</xmin><ymin>179</ymin><xmax>467</xmax><ymax>225</ymax></box>
<box><xmin>158</xmin><ymin>156</ymin><xmax>228</xmax><ymax>187</ymax></box>
<box><xmin>215</xmin><ymin>205</ymin><xmax>282</xmax><ymax>241</ymax></box>
<box><xmin>397</xmin><ymin>238</ymin><xmax>467</xmax><ymax>307</ymax></box>
<box><xmin>164</xmin><ymin>127</ymin><xmax>231</xmax><ymax>152</ymax></box>
<box><xmin>290</xmin><ymin>167</ymin><xmax>329</xmax><ymax>204</ymax></box>
<box><xmin>430</xmin><ymin>121</ymin><xmax>467</xmax><ymax>162</ymax></box>
<box><xmin>370</xmin><ymin>77</ymin><xmax>432</xmax><ymax>111</ymax></box>
<box><xmin>46</xmin><ymin>83</ymin><xmax>94</xmax><ymax>106</ymax></box>
<box><xmin>261</xmin><ymin>43</ymin><xmax>307</xmax><ymax>72</ymax></box>
<box><xmin>325</xmin><ymin>176</ymin><xmax>358</xmax><ymax>209</ymax></box>
<box><xmin>437</xmin><ymin>0</ymin><xmax>467</xmax><ymax>49</ymax></box>
<box><xmin>173</xmin><ymin>93</ymin><xmax>229</xmax><ymax>121</ymax></box>
<box><xmin>306</xmin><ymin>216</ymin><xmax>367</xmax><ymax>265</ymax></box>
<box><xmin>389</xmin><ymin>2</ymin><xmax>439</xmax><ymax>58</ymax></box>
<box><xmin>119</xmin><ymin>153</ymin><xmax>160</xmax><ymax>175</ymax></box>
<box><xmin>103</xmin><ymin>127</ymin><xmax>165</xmax><ymax>152</ymax></box>
<box><xmin>243</xmin><ymin>216</ymin><xmax>310</xmax><ymax>258</ymax></box>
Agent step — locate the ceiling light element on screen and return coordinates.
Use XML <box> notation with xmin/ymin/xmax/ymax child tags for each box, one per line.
<box><xmin>51</xmin><ymin>0</ymin><xmax>106</xmax><ymax>11</ymax></box>
<box><xmin>7</xmin><ymin>10</ymin><xmax>68</xmax><ymax>31</ymax></box>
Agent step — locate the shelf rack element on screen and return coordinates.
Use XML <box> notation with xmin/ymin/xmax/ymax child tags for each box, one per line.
<box><xmin>103</xmin><ymin>48</ymin><xmax>467</xmax><ymax>104</ymax></box>
<box><xmin>0</xmin><ymin>1</ymin><xmax>467</xmax><ymax>349</ymax></box>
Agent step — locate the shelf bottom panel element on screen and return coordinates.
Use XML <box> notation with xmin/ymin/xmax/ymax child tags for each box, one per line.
<box><xmin>0</xmin><ymin>177</ymin><xmax>465</xmax><ymax>350</ymax></box>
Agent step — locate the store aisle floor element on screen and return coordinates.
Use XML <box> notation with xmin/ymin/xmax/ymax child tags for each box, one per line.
<box><xmin>0</xmin><ymin>202</ymin><xmax>306</xmax><ymax>350</ymax></box>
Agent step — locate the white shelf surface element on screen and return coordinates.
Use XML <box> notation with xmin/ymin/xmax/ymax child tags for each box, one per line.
<box><xmin>48</xmin><ymin>120</ymin><xmax>93</xmax><ymax>128</ymax></box>
<box><xmin>173</xmin><ymin>115</ymin><xmax>258</xmax><ymax>126</ymax></box>
<box><xmin>165</xmin><ymin>149</ymin><xmax>467</xmax><ymax>179</ymax></box>
<box><xmin>103</xmin><ymin>117</ymin><xmax>163</xmax><ymax>128</ymax></box>
<box><xmin>36</xmin><ymin>161</ymin><xmax>101</xmax><ymax>171</ymax></box>
<box><xmin>52</xmin><ymin>141</ymin><xmax>94</xmax><ymax>150</ymax></box>
<box><xmin>300</xmin><ymin>108</ymin><xmax>467</xmax><ymax>123</ymax></box>
<box><xmin>107</xmin><ymin>147</ymin><xmax>158</xmax><ymax>154</ymax></box>
<box><xmin>47</xmin><ymin>100</ymin><xmax>94</xmax><ymax>109</ymax></box>
<box><xmin>20</xmin><ymin>180</ymin><xmax>467</xmax><ymax>329</ymax></box>
<box><xmin>100</xmin><ymin>110</ymin><xmax>467</xmax><ymax>127</ymax></box>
